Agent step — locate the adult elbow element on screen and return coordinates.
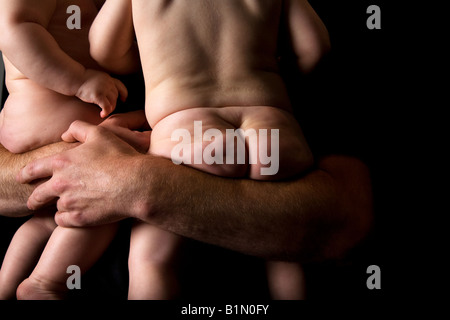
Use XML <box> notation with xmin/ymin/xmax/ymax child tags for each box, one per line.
<box><xmin>322</xmin><ymin>157</ymin><xmax>374</xmax><ymax>261</ymax></box>
<box><xmin>286</xmin><ymin>156</ymin><xmax>373</xmax><ymax>263</ymax></box>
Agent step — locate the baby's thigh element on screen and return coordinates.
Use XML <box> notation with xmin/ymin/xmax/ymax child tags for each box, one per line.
<box><xmin>0</xmin><ymin>91</ymin><xmax>102</xmax><ymax>153</ymax></box>
<box><xmin>17</xmin><ymin>210</ymin><xmax>58</xmax><ymax>243</ymax></box>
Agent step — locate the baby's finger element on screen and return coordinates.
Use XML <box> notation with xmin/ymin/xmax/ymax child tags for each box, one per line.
<box><xmin>97</xmin><ymin>96</ymin><xmax>113</xmax><ymax>118</ymax></box>
<box><xmin>105</xmin><ymin>91</ymin><xmax>118</xmax><ymax>114</ymax></box>
<box><xmin>114</xmin><ymin>79</ymin><xmax>128</xmax><ymax>102</ymax></box>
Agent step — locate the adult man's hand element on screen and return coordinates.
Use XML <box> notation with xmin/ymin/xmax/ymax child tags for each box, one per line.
<box><xmin>98</xmin><ymin>110</ymin><xmax>151</xmax><ymax>153</ymax></box>
<box><xmin>17</xmin><ymin>120</ymin><xmax>149</xmax><ymax>227</ymax></box>
<box><xmin>0</xmin><ymin>141</ymin><xmax>76</xmax><ymax>217</ymax></box>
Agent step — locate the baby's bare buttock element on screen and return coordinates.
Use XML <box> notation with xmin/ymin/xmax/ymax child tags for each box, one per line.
<box><xmin>132</xmin><ymin>0</ymin><xmax>292</xmax><ymax>127</ymax></box>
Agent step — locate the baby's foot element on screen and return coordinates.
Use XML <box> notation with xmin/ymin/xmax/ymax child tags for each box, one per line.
<box><xmin>16</xmin><ymin>277</ymin><xmax>67</xmax><ymax>300</ymax></box>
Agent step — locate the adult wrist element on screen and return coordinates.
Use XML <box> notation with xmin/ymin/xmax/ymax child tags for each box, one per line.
<box><xmin>128</xmin><ymin>154</ymin><xmax>158</xmax><ymax>222</ymax></box>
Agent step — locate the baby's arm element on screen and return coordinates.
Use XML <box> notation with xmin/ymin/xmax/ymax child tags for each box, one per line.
<box><xmin>285</xmin><ymin>0</ymin><xmax>330</xmax><ymax>73</ymax></box>
<box><xmin>90</xmin><ymin>0</ymin><xmax>140</xmax><ymax>74</ymax></box>
<box><xmin>0</xmin><ymin>0</ymin><xmax>127</xmax><ymax>118</ymax></box>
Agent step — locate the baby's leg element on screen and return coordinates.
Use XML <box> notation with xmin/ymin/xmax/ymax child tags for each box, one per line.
<box><xmin>128</xmin><ymin>222</ymin><xmax>183</xmax><ymax>300</ymax></box>
<box><xmin>266</xmin><ymin>261</ymin><xmax>306</xmax><ymax>300</ymax></box>
<box><xmin>0</xmin><ymin>89</ymin><xmax>103</xmax><ymax>154</ymax></box>
<box><xmin>0</xmin><ymin>210</ymin><xmax>56</xmax><ymax>300</ymax></box>
<box><xmin>16</xmin><ymin>223</ymin><xmax>118</xmax><ymax>300</ymax></box>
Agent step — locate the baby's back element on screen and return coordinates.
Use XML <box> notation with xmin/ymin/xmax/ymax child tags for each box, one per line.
<box><xmin>133</xmin><ymin>0</ymin><xmax>291</xmax><ymax>127</ymax></box>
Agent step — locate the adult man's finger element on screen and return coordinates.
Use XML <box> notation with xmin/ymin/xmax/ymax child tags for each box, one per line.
<box><xmin>101</xmin><ymin>110</ymin><xmax>149</xmax><ymax>131</ymax></box>
<box><xmin>27</xmin><ymin>181</ymin><xmax>59</xmax><ymax>210</ymax></box>
<box><xmin>105</xmin><ymin>127</ymin><xmax>151</xmax><ymax>153</ymax></box>
<box><xmin>16</xmin><ymin>156</ymin><xmax>54</xmax><ymax>184</ymax></box>
<box><xmin>61</xmin><ymin>120</ymin><xmax>97</xmax><ymax>144</ymax></box>
<box><xmin>55</xmin><ymin>211</ymin><xmax>84</xmax><ymax>228</ymax></box>
<box><xmin>54</xmin><ymin>211</ymin><xmax>69</xmax><ymax>227</ymax></box>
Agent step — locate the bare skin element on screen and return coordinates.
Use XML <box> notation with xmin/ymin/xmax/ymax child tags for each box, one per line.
<box><xmin>6</xmin><ymin>0</ymin><xmax>372</xmax><ymax>300</ymax></box>
<box><xmin>17</xmin><ymin>120</ymin><xmax>373</xmax><ymax>263</ymax></box>
<box><xmin>0</xmin><ymin>0</ymin><xmax>127</xmax><ymax>152</ymax></box>
<box><xmin>0</xmin><ymin>142</ymin><xmax>75</xmax><ymax>217</ymax></box>
<box><xmin>90</xmin><ymin>0</ymin><xmax>330</xmax><ymax>176</ymax></box>
<box><xmin>89</xmin><ymin>0</ymin><xmax>329</xmax><ymax>299</ymax></box>
<box><xmin>0</xmin><ymin>0</ymin><xmax>128</xmax><ymax>300</ymax></box>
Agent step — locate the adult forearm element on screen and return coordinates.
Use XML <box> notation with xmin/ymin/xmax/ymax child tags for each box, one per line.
<box><xmin>17</xmin><ymin>123</ymin><xmax>372</xmax><ymax>262</ymax></box>
<box><xmin>0</xmin><ymin>145</ymin><xmax>32</xmax><ymax>216</ymax></box>
<box><xmin>0</xmin><ymin>143</ymin><xmax>73</xmax><ymax>217</ymax></box>
<box><xmin>137</xmin><ymin>155</ymin><xmax>373</xmax><ymax>262</ymax></box>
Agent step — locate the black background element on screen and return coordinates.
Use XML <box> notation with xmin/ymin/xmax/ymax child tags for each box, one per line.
<box><xmin>0</xmin><ymin>0</ymin><xmax>423</xmax><ymax>312</ymax></box>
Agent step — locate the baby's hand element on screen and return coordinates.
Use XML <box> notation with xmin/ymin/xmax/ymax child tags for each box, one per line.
<box><xmin>76</xmin><ymin>69</ymin><xmax>128</xmax><ymax>118</ymax></box>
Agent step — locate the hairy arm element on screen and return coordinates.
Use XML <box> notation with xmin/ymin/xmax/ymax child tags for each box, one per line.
<box><xmin>134</xmin><ymin>154</ymin><xmax>373</xmax><ymax>262</ymax></box>
<box><xmin>89</xmin><ymin>0</ymin><xmax>140</xmax><ymax>74</ymax></box>
<box><xmin>18</xmin><ymin>122</ymin><xmax>373</xmax><ymax>262</ymax></box>
<box><xmin>1</xmin><ymin>112</ymin><xmax>147</xmax><ymax>217</ymax></box>
<box><xmin>0</xmin><ymin>142</ymin><xmax>74</xmax><ymax>217</ymax></box>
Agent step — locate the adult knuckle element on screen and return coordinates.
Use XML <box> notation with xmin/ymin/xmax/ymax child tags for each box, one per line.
<box><xmin>83</xmin><ymin>123</ymin><xmax>104</xmax><ymax>138</ymax></box>
<box><xmin>52</xmin><ymin>178</ymin><xmax>67</xmax><ymax>193</ymax></box>
<box><xmin>32</xmin><ymin>189</ymin><xmax>44</xmax><ymax>203</ymax></box>
<box><xmin>95</xmin><ymin>125</ymin><xmax>109</xmax><ymax>136</ymax></box>
<box><xmin>25</xmin><ymin>161</ymin><xmax>38</xmax><ymax>177</ymax></box>
<box><xmin>58</xmin><ymin>196</ymin><xmax>71</xmax><ymax>210</ymax></box>
<box><xmin>71</xmin><ymin>211</ymin><xmax>86</xmax><ymax>226</ymax></box>
<box><xmin>51</xmin><ymin>155</ymin><xmax>67</xmax><ymax>170</ymax></box>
